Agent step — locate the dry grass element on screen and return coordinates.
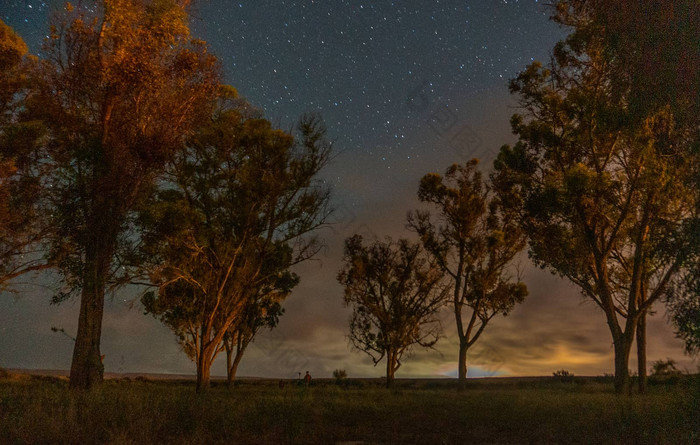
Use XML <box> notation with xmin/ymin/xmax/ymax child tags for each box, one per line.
<box><xmin>0</xmin><ymin>371</ymin><xmax>697</xmax><ymax>444</ymax></box>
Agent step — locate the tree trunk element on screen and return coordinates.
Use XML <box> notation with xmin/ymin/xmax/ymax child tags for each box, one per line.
<box><xmin>196</xmin><ymin>352</ymin><xmax>212</xmax><ymax>393</ymax></box>
<box><xmin>637</xmin><ymin>312</ymin><xmax>647</xmax><ymax>394</ymax></box>
<box><xmin>458</xmin><ymin>341</ymin><xmax>469</xmax><ymax>382</ymax></box>
<box><xmin>69</xmin><ymin>240</ymin><xmax>111</xmax><ymax>390</ymax></box>
<box><xmin>613</xmin><ymin>334</ymin><xmax>633</xmax><ymax>394</ymax></box>
<box><xmin>227</xmin><ymin>350</ymin><xmax>244</xmax><ymax>389</ymax></box>
<box><xmin>385</xmin><ymin>350</ymin><xmax>395</xmax><ymax>388</ymax></box>
<box><xmin>226</xmin><ymin>342</ymin><xmax>232</xmax><ymax>387</ymax></box>
<box><xmin>69</xmin><ymin>280</ymin><xmax>105</xmax><ymax>389</ymax></box>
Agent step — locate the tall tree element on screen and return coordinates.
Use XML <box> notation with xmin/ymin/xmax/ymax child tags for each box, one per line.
<box><xmin>141</xmin><ymin>108</ymin><xmax>331</xmax><ymax>392</ymax></box>
<box><xmin>0</xmin><ymin>20</ymin><xmax>47</xmax><ymax>291</ymax></box>
<box><xmin>337</xmin><ymin>235</ymin><xmax>449</xmax><ymax>388</ymax></box>
<box><xmin>29</xmin><ymin>0</ymin><xmax>220</xmax><ymax>389</ymax></box>
<box><xmin>408</xmin><ymin>160</ymin><xmax>527</xmax><ymax>382</ymax></box>
<box><xmin>552</xmin><ymin>0</ymin><xmax>700</xmax><ymax>392</ymax></box>
<box><xmin>493</xmin><ymin>3</ymin><xmax>698</xmax><ymax>394</ymax></box>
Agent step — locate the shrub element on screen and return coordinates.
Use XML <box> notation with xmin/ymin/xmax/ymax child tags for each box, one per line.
<box><xmin>333</xmin><ymin>369</ymin><xmax>347</xmax><ymax>385</ymax></box>
<box><xmin>552</xmin><ymin>369</ymin><xmax>574</xmax><ymax>383</ymax></box>
<box><xmin>650</xmin><ymin>359</ymin><xmax>682</xmax><ymax>377</ymax></box>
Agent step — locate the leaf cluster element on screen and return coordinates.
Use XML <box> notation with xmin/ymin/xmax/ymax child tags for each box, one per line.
<box><xmin>0</xmin><ymin>20</ymin><xmax>49</xmax><ymax>291</ymax></box>
<box><xmin>410</xmin><ymin>160</ymin><xmax>528</xmax><ymax>332</ymax></box>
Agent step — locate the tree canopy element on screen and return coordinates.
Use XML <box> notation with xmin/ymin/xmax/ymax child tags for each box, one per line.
<box><xmin>141</xmin><ymin>106</ymin><xmax>332</xmax><ymax>392</ymax></box>
<box><xmin>493</xmin><ymin>2</ymin><xmax>699</xmax><ymax>393</ymax></box>
<box><xmin>338</xmin><ymin>235</ymin><xmax>449</xmax><ymax>387</ymax></box>
<box><xmin>409</xmin><ymin>160</ymin><xmax>527</xmax><ymax>381</ymax></box>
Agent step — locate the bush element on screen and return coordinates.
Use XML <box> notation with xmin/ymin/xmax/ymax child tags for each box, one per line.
<box><xmin>333</xmin><ymin>369</ymin><xmax>347</xmax><ymax>385</ymax></box>
<box><xmin>552</xmin><ymin>369</ymin><xmax>574</xmax><ymax>383</ymax></box>
<box><xmin>651</xmin><ymin>359</ymin><xmax>682</xmax><ymax>377</ymax></box>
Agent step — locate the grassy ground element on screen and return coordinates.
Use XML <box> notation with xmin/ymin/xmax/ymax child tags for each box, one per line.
<box><xmin>0</xmin><ymin>371</ymin><xmax>697</xmax><ymax>444</ymax></box>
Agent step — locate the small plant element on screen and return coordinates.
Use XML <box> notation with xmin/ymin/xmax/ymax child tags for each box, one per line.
<box><xmin>552</xmin><ymin>369</ymin><xmax>574</xmax><ymax>382</ymax></box>
<box><xmin>333</xmin><ymin>369</ymin><xmax>347</xmax><ymax>384</ymax></box>
<box><xmin>650</xmin><ymin>359</ymin><xmax>682</xmax><ymax>376</ymax></box>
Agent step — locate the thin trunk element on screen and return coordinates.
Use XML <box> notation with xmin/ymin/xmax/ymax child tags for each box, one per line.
<box><xmin>453</xmin><ymin>255</ymin><xmax>466</xmax><ymax>385</ymax></box>
<box><xmin>228</xmin><ymin>353</ymin><xmax>243</xmax><ymax>388</ymax></box>
<box><xmin>197</xmin><ymin>316</ymin><xmax>239</xmax><ymax>393</ymax></box>
<box><xmin>196</xmin><ymin>324</ymin><xmax>216</xmax><ymax>393</ymax></box>
<box><xmin>226</xmin><ymin>334</ymin><xmax>245</xmax><ymax>389</ymax></box>
<box><xmin>632</xmin><ymin>221</ymin><xmax>649</xmax><ymax>394</ymax></box>
<box><xmin>458</xmin><ymin>340</ymin><xmax>469</xmax><ymax>382</ymax></box>
<box><xmin>613</xmin><ymin>333</ymin><xmax>633</xmax><ymax>394</ymax></box>
<box><xmin>225</xmin><ymin>341</ymin><xmax>233</xmax><ymax>388</ymax></box>
<box><xmin>385</xmin><ymin>349</ymin><xmax>395</xmax><ymax>388</ymax></box>
<box><xmin>637</xmin><ymin>312</ymin><xmax>647</xmax><ymax>394</ymax></box>
<box><xmin>598</xmin><ymin>265</ymin><xmax>633</xmax><ymax>395</ymax></box>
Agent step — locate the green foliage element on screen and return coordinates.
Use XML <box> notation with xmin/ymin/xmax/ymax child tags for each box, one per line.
<box><xmin>0</xmin><ymin>18</ymin><xmax>27</xmax><ymax>122</ymax></box>
<box><xmin>140</xmin><ymin>107</ymin><xmax>332</xmax><ymax>390</ymax></box>
<box><xmin>409</xmin><ymin>160</ymin><xmax>527</xmax><ymax>378</ymax></box>
<box><xmin>0</xmin><ymin>19</ymin><xmax>27</xmax><ymax>70</ymax></box>
<box><xmin>17</xmin><ymin>0</ymin><xmax>222</xmax><ymax>388</ymax></box>
<box><xmin>664</xmin><ymin>265</ymin><xmax>700</xmax><ymax>356</ymax></box>
<box><xmin>33</xmin><ymin>0</ymin><xmax>221</xmax><ymax>301</ymax></box>
<box><xmin>493</xmin><ymin>0</ymin><xmax>700</xmax><ymax>393</ymax></box>
<box><xmin>571</xmin><ymin>0</ymin><xmax>700</xmax><ymax>125</ymax></box>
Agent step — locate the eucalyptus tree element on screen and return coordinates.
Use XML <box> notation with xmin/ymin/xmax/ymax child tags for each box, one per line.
<box><xmin>493</xmin><ymin>2</ymin><xmax>698</xmax><ymax>393</ymax></box>
<box><xmin>408</xmin><ymin>160</ymin><xmax>527</xmax><ymax>382</ymax></box>
<box><xmin>141</xmin><ymin>107</ymin><xmax>332</xmax><ymax>392</ymax></box>
<box><xmin>552</xmin><ymin>0</ymin><xmax>700</xmax><ymax>392</ymax></box>
<box><xmin>28</xmin><ymin>0</ymin><xmax>220</xmax><ymax>389</ymax></box>
<box><xmin>338</xmin><ymin>235</ymin><xmax>449</xmax><ymax>387</ymax></box>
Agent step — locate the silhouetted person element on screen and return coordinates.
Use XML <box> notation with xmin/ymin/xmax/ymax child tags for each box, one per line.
<box><xmin>304</xmin><ymin>371</ymin><xmax>311</xmax><ymax>387</ymax></box>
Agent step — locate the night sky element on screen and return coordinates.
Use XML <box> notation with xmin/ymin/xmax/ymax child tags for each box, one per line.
<box><xmin>1</xmin><ymin>1</ymin><xmax>695</xmax><ymax>379</ymax></box>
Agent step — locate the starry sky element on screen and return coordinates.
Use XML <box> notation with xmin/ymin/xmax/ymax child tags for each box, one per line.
<box><xmin>1</xmin><ymin>0</ymin><xmax>696</xmax><ymax>379</ymax></box>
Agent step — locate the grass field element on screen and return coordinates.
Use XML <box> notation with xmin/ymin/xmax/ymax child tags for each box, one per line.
<box><xmin>0</xmin><ymin>371</ymin><xmax>698</xmax><ymax>444</ymax></box>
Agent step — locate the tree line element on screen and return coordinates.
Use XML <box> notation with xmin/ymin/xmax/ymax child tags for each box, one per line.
<box><xmin>0</xmin><ymin>0</ymin><xmax>698</xmax><ymax>395</ymax></box>
<box><xmin>339</xmin><ymin>160</ymin><xmax>528</xmax><ymax>388</ymax></box>
<box><xmin>337</xmin><ymin>0</ymin><xmax>700</xmax><ymax>394</ymax></box>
